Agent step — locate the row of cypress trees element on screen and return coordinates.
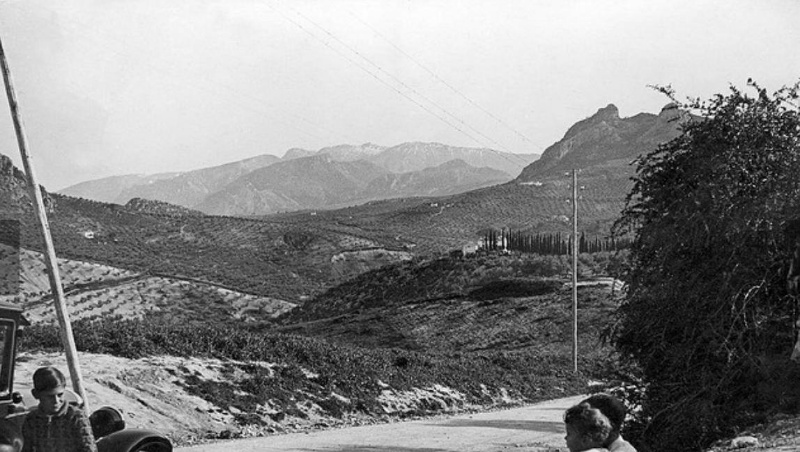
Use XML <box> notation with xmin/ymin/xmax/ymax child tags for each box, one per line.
<box><xmin>481</xmin><ymin>228</ymin><xmax>631</xmax><ymax>254</ymax></box>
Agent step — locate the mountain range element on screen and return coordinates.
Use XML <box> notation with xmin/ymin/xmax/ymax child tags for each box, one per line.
<box><xmin>61</xmin><ymin>142</ymin><xmax>538</xmax><ymax>215</ymax></box>
<box><xmin>2</xmin><ymin>102</ymin><xmax>686</xmax><ymax>301</ymax></box>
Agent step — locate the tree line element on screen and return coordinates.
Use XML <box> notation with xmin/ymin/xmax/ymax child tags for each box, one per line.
<box><xmin>480</xmin><ymin>228</ymin><xmax>631</xmax><ymax>255</ymax></box>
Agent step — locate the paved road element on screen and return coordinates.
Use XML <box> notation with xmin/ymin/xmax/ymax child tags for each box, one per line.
<box><xmin>178</xmin><ymin>394</ymin><xmax>582</xmax><ymax>452</ymax></box>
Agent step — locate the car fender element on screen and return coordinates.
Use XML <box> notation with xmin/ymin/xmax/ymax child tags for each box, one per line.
<box><xmin>0</xmin><ymin>418</ymin><xmax>22</xmax><ymax>452</ymax></box>
<box><xmin>96</xmin><ymin>428</ymin><xmax>172</xmax><ymax>452</ymax></box>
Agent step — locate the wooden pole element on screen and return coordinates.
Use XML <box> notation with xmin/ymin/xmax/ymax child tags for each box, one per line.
<box><xmin>0</xmin><ymin>35</ymin><xmax>90</xmax><ymax>412</ymax></box>
<box><xmin>572</xmin><ymin>169</ymin><xmax>578</xmax><ymax>373</ymax></box>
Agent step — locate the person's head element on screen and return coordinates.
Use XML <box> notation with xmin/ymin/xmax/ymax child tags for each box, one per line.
<box><xmin>31</xmin><ymin>366</ymin><xmax>67</xmax><ymax>414</ymax></box>
<box><xmin>581</xmin><ymin>393</ymin><xmax>627</xmax><ymax>436</ymax></box>
<box><xmin>564</xmin><ymin>402</ymin><xmax>612</xmax><ymax>452</ymax></box>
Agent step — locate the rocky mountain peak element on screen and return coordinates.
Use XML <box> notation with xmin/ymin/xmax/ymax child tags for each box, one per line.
<box><xmin>0</xmin><ymin>152</ymin><xmax>55</xmax><ymax>213</ymax></box>
<box><xmin>517</xmin><ymin>103</ymin><xmax>683</xmax><ymax>181</ymax></box>
<box><xmin>0</xmin><ymin>154</ymin><xmax>26</xmax><ymax>183</ymax></box>
<box><xmin>282</xmin><ymin>148</ymin><xmax>315</xmax><ymax>161</ymax></box>
<box><xmin>596</xmin><ymin>103</ymin><xmax>620</xmax><ymax>120</ymax></box>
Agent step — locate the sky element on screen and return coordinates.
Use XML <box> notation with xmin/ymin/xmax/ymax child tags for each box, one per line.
<box><xmin>0</xmin><ymin>0</ymin><xmax>798</xmax><ymax>191</ymax></box>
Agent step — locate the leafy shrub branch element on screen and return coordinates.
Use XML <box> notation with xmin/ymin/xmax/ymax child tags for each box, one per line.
<box><xmin>613</xmin><ymin>81</ymin><xmax>800</xmax><ymax>452</ymax></box>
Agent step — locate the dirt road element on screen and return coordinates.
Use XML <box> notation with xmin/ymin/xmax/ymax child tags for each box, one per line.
<box><xmin>178</xmin><ymin>394</ymin><xmax>583</xmax><ymax>452</ymax></box>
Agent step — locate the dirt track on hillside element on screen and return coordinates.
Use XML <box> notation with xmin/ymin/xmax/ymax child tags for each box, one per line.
<box><xmin>177</xmin><ymin>395</ymin><xmax>582</xmax><ymax>452</ymax></box>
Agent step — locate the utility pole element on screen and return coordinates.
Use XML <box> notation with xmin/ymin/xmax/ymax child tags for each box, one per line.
<box><xmin>572</xmin><ymin>169</ymin><xmax>578</xmax><ymax>373</ymax></box>
<box><xmin>0</xmin><ymin>34</ymin><xmax>90</xmax><ymax>411</ymax></box>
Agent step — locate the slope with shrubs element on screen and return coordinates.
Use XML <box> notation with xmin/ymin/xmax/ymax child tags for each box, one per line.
<box><xmin>1</xmin><ymin>189</ymin><xmax>408</xmax><ymax>301</ymax></box>
<box><xmin>277</xmin><ymin>251</ymin><xmax>624</xmax><ymax>373</ymax></box>
<box><xmin>18</xmin><ymin>249</ymin><xmax>625</xmax><ymax>444</ymax></box>
<box><xmin>612</xmin><ymin>82</ymin><xmax>800</xmax><ymax>452</ymax></box>
<box><xmin>20</xmin><ymin>316</ymin><xmax>594</xmax><ymax>443</ymax></box>
<box><xmin>283</xmin><ymin>252</ymin><xmax>572</xmax><ymax>322</ymax></box>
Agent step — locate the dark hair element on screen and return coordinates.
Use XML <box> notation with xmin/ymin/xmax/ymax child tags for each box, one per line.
<box><xmin>32</xmin><ymin>366</ymin><xmax>67</xmax><ymax>392</ymax></box>
<box><xmin>564</xmin><ymin>402</ymin><xmax>612</xmax><ymax>446</ymax></box>
<box><xmin>581</xmin><ymin>393</ymin><xmax>627</xmax><ymax>432</ymax></box>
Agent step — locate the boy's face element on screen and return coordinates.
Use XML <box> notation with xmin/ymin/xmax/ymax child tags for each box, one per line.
<box><xmin>33</xmin><ymin>385</ymin><xmax>66</xmax><ymax>414</ymax></box>
<box><xmin>565</xmin><ymin>424</ymin><xmax>591</xmax><ymax>452</ymax></box>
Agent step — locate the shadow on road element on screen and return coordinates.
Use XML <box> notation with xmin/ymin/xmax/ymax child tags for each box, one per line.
<box><xmin>299</xmin><ymin>447</ymin><xmax>448</xmax><ymax>452</ymax></box>
<box><xmin>432</xmin><ymin>419</ymin><xmax>563</xmax><ymax>433</ymax></box>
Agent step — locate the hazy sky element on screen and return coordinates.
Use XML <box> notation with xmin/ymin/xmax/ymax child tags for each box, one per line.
<box><xmin>0</xmin><ymin>0</ymin><xmax>798</xmax><ymax>190</ymax></box>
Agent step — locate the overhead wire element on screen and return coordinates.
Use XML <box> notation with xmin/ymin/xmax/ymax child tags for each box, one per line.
<box><xmin>276</xmin><ymin>2</ymin><xmax>539</xmax><ymax>169</ymax></box>
<box><xmin>4</xmin><ymin>1</ymin><xmax>543</xmax><ymax>175</ymax></box>
<box><xmin>0</xmin><ymin>1</ymin><xmax>358</xmax><ymax>150</ymax></box>
<box><xmin>265</xmin><ymin>1</ymin><xmax>499</xmax><ymax>152</ymax></box>
<box><xmin>346</xmin><ymin>9</ymin><xmax>543</xmax><ymax>155</ymax></box>
<box><xmin>272</xmin><ymin>0</ymin><xmax>526</xmax><ymax>157</ymax></box>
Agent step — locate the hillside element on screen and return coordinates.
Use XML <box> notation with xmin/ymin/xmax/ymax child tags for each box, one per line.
<box><xmin>124</xmin><ymin>197</ymin><xmax>205</xmax><ymax>217</ymax></box>
<box><xmin>0</xmin><ymin>242</ymin><xmax>295</xmax><ymax>324</ymax></box>
<box><xmin>369</xmin><ymin>141</ymin><xmax>537</xmax><ymax>175</ymax></box>
<box><xmin>316</xmin><ymin>142</ymin><xmax>385</xmax><ymax>161</ymax></box>
<box><xmin>17</xmin><ymin>251</ymin><xmax>619</xmax><ymax>446</ymax></box>
<box><xmin>1</xmin><ymin>187</ymin><xmax>412</xmax><ymax>302</ymax></box>
<box><xmin>277</xmin><ymin>252</ymin><xmax>619</xmax><ymax>352</ymax></box>
<box><xmin>58</xmin><ymin>172</ymin><xmax>179</xmax><ymax>204</ymax></box>
<box><xmin>364</xmin><ymin>159</ymin><xmax>510</xmax><ymax>198</ymax></box>
<box><xmin>518</xmin><ymin>103</ymin><xmax>682</xmax><ymax>181</ymax></box>
<box><xmin>120</xmin><ymin>153</ymin><xmax>282</xmax><ymax>207</ymax></box>
<box><xmin>195</xmin><ymin>155</ymin><xmax>390</xmax><ymax>215</ymax></box>
<box><xmin>275</xmin><ymin>172</ymin><xmax>631</xmax><ymax>259</ymax></box>
<box><xmin>64</xmin><ymin>153</ymin><xmax>282</xmax><ymax>207</ymax></box>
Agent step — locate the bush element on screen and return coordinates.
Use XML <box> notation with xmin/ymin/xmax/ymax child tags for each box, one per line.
<box><xmin>468</xmin><ymin>278</ymin><xmax>561</xmax><ymax>300</ymax></box>
<box><xmin>613</xmin><ymin>81</ymin><xmax>800</xmax><ymax>451</ymax></box>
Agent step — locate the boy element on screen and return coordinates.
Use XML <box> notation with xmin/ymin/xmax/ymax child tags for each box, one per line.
<box><xmin>22</xmin><ymin>366</ymin><xmax>97</xmax><ymax>452</ymax></box>
<box><xmin>581</xmin><ymin>394</ymin><xmax>637</xmax><ymax>452</ymax></box>
<box><xmin>564</xmin><ymin>402</ymin><xmax>611</xmax><ymax>452</ymax></box>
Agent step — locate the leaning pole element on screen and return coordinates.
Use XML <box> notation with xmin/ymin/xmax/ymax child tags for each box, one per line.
<box><xmin>0</xmin><ymin>34</ymin><xmax>90</xmax><ymax>412</ymax></box>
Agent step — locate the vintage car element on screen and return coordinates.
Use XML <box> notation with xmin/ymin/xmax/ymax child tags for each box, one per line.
<box><xmin>0</xmin><ymin>302</ymin><xmax>172</xmax><ymax>452</ymax></box>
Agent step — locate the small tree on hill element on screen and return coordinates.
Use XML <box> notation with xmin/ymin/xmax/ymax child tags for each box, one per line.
<box><xmin>613</xmin><ymin>81</ymin><xmax>800</xmax><ymax>452</ymax></box>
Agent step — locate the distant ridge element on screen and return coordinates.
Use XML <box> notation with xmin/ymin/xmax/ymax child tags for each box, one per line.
<box><xmin>60</xmin><ymin>173</ymin><xmax>179</xmax><ymax>204</ymax></box>
<box><xmin>370</xmin><ymin>141</ymin><xmax>536</xmax><ymax>175</ymax></box>
<box><xmin>364</xmin><ymin>159</ymin><xmax>509</xmax><ymax>198</ymax></box>
<box><xmin>195</xmin><ymin>155</ymin><xmax>390</xmax><ymax>216</ymax></box>
<box><xmin>59</xmin><ymin>142</ymin><xmax>537</xmax><ymax>215</ymax></box>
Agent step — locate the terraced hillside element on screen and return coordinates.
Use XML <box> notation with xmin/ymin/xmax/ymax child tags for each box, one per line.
<box><xmin>1</xmin><ymin>170</ymin><xmax>413</xmax><ymax>302</ymax></box>
<box><xmin>2</xmin><ymin>153</ymin><xmax>628</xmax><ymax>302</ymax></box>
<box><xmin>0</xmin><ymin>242</ymin><xmax>294</xmax><ymax>324</ymax></box>
<box><xmin>20</xmin><ymin>250</ymin><xmax>621</xmax><ymax>444</ymax></box>
<box><xmin>271</xmin><ymin>166</ymin><xmax>633</xmax><ymax>256</ymax></box>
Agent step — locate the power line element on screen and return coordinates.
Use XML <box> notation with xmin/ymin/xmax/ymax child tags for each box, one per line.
<box><xmin>275</xmin><ymin>0</ymin><xmax>525</xmax><ymax>157</ymax></box>
<box><xmin>0</xmin><ymin>2</ymin><xmax>356</xmax><ymax>148</ymax></box>
<box><xmin>277</xmin><ymin>3</ymin><xmax>535</xmax><ymax>169</ymax></box>
<box><xmin>265</xmin><ymin>1</ymin><xmax>495</xmax><ymax>151</ymax></box>
<box><xmin>347</xmin><ymin>9</ymin><xmax>542</xmax><ymax>154</ymax></box>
